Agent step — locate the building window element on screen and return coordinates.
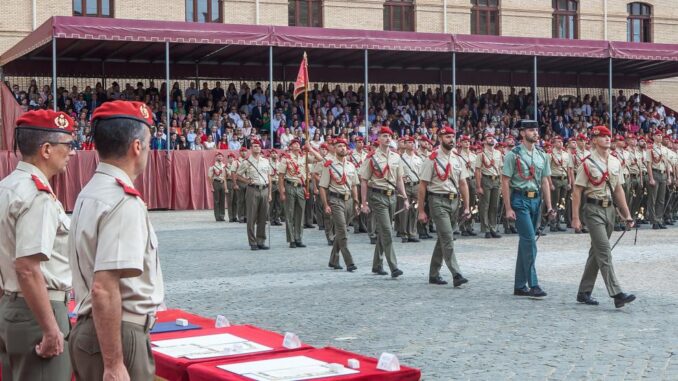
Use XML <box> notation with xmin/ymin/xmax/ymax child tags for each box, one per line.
<box><xmin>471</xmin><ymin>0</ymin><xmax>499</xmax><ymax>35</ymax></box>
<box><xmin>627</xmin><ymin>2</ymin><xmax>651</xmax><ymax>42</ymax></box>
<box><xmin>383</xmin><ymin>0</ymin><xmax>414</xmax><ymax>32</ymax></box>
<box><xmin>73</xmin><ymin>0</ymin><xmax>113</xmax><ymax>17</ymax></box>
<box><xmin>288</xmin><ymin>0</ymin><xmax>323</xmax><ymax>27</ymax></box>
<box><xmin>186</xmin><ymin>0</ymin><xmax>223</xmax><ymax>23</ymax></box>
<box><xmin>553</xmin><ymin>0</ymin><xmax>577</xmax><ymax>39</ymax></box>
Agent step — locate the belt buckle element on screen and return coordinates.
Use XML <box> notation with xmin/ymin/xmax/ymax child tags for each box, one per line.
<box><xmin>602</xmin><ymin>199</ymin><xmax>609</xmax><ymax>207</ymax></box>
<box><xmin>527</xmin><ymin>191</ymin><xmax>536</xmax><ymax>198</ymax></box>
<box><xmin>344</xmin><ymin>193</ymin><xmax>350</xmax><ymax>201</ymax></box>
<box><xmin>386</xmin><ymin>189</ymin><xmax>392</xmax><ymax>197</ymax></box>
<box><xmin>448</xmin><ymin>193</ymin><xmax>455</xmax><ymax>200</ymax></box>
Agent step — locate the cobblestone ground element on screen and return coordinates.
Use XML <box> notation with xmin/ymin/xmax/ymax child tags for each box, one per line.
<box><xmin>152</xmin><ymin>210</ymin><xmax>677</xmax><ymax>380</ymax></box>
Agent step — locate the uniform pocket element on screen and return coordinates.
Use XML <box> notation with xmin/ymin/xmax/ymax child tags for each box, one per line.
<box><xmin>3</xmin><ymin>308</ymin><xmax>33</xmax><ymax>323</ymax></box>
<box><xmin>75</xmin><ymin>333</ymin><xmax>101</xmax><ymax>356</ymax></box>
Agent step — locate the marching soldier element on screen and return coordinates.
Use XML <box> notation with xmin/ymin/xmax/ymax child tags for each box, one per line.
<box><xmin>69</xmin><ymin>101</ymin><xmax>164</xmax><ymax>380</ymax></box>
<box><xmin>661</xmin><ymin>135</ymin><xmax>677</xmax><ymax>225</ymax></box>
<box><xmin>501</xmin><ymin>120</ymin><xmax>555</xmax><ymax>299</ymax></box>
<box><xmin>456</xmin><ymin>135</ymin><xmax>478</xmax><ymax>236</ymax></box>
<box><xmin>646</xmin><ymin>131</ymin><xmax>672</xmax><ymax>229</ymax></box>
<box><xmin>418</xmin><ymin>126</ymin><xmax>471</xmax><ymax>286</ymax></box>
<box><xmin>498</xmin><ymin>141</ymin><xmax>517</xmax><ymax>234</ymax></box>
<box><xmin>638</xmin><ymin>137</ymin><xmax>651</xmax><ymax>224</ymax></box>
<box><xmin>279</xmin><ymin>139</ymin><xmax>309</xmax><ymax>248</ymax></box>
<box><xmin>319</xmin><ymin>138</ymin><xmax>360</xmax><ymax>271</ymax></box>
<box><xmin>476</xmin><ymin>133</ymin><xmax>503</xmax><ymax>238</ymax></box>
<box><xmin>571</xmin><ymin>125</ymin><xmax>635</xmax><ymax>308</ymax></box>
<box><xmin>0</xmin><ymin>110</ymin><xmax>75</xmax><ymax>380</ymax></box>
<box><xmin>313</xmin><ymin>143</ymin><xmax>335</xmax><ymax>245</ymax></box>
<box><xmin>611</xmin><ymin>135</ymin><xmax>631</xmax><ymax>231</ymax></box>
<box><xmin>236</xmin><ymin>139</ymin><xmax>272</xmax><ymax>250</ymax></box>
<box><xmin>571</xmin><ymin>134</ymin><xmax>591</xmax><ymax>233</ymax></box>
<box><xmin>233</xmin><ymin>147</ymin><xmax>250</xmax><ymax>223</ymax></box>
<box><xmin>416</xmin><ymin>137</ymin><xmax>434</xmax><ymax>240</ymax></box>
<box><xmin>350</xmin><ymin>137</ymin><xmax>368</xmax><ymax>233</ymax></box>
<box><xmin>226</xmin><ymin>153</ymin><xmax>238</xmax><ymax>222</ymax></box>
<box><xmin>399</xmin><ymin>136</ymin><xmax>422</xmax><ymax>243</ymax></box>
<box><xmin>269</xmin><ymin>149</ymin><xmax>283</xmax><ymax>226</ymax></box>
<box><xmin>625</xmin><ymin>134</ymin><xmax>644</xmax><ymax>221</ymax></box>
<box><xmin>548</xmin><ymin>136</ymin><xmax>573</xmax><ymax>232</ymax></box>
<box><xmin>360</xmin><ymin>127</ymin><xmax>408</xmax><ymax>278</ymax></box>
<box><xmin>208</xmin><ymin>152</ymin><xmax>227</xmax><ymax>221</ymax></box>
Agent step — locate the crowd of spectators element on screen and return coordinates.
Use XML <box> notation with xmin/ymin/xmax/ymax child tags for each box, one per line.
<box><xmin>7</xmin><ymin>78</ymin><xmax>677</xmax><ymax>151</ymax></box>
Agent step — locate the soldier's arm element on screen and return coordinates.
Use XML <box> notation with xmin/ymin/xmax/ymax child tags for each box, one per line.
<box><xmin>571</xmin><ymin>185</ymin><xmax>583</xmax><ymax>222</ymax></box>
<box><xmin>417</xmin><ymin>181</ymin><xmax>428</xmax><ymax>216</ymax></box>
<box><xmin>542</xmin><ymin>176</ymin><xmax>553</xmax><ymax>212</ymax></box>
<box><xmin>319</xmin><ymin>186</ymin><xmax>329</xmax><ymax>211</ymax></box>
<box><xmin>460</xmin><ymin>178</ymin><xmax>470</xmax><ymax>212</ymax></box>
<box><xmin>91</xmin><ymin>270</ymin><xmax>125</xmax><ymax>371</ymax></box>
<box><xmin>613</xmin><ymin>182</ymin><xmax>632</xmax><ymax>221</ymax></box>
<box><xmin>500</xmin><ymin>175</ymin><xmax>512</xmax><ymax>214</ymax></box>
<box><xmin>360</xmin><ymin>179</ymin><xmax>369</xmax><ymax>208</ymax></box>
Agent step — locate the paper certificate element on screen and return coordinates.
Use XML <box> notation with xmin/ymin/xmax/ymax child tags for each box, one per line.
<box><xmin>151</xmin><ymin>333</ymin><xmax>272</xmax><ymax>359</ymax></box>
<box><xmin>218</xmin><ymin>356</ymin><xmax>359</xmax><ymax>381</ymax></box>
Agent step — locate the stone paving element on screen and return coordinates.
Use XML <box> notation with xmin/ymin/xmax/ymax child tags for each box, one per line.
<box><xmin>152</xmin><ymin>210</ymin><xmax>678</xmax><ymax>380</ymax></box>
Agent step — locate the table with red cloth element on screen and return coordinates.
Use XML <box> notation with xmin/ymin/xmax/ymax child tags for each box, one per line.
<box><xmin>152</xmin><ymin>326</ymin><xmax>313</xmax><ymax>381</ymax></box>
<box><xmin>186</xmin><ymin>347</ymin><xmax>422</xmax><ymax>381</ymax></box>
<box><xmin>155</xmin><ymin>309</ymin><xmax>216</xmax><ymax>328</ymax></box>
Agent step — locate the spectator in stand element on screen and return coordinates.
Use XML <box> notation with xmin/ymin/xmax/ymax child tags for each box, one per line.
<box><xmin>177</xmin><ymin>135</ymin><xmax>190</xmax><ymax>150</ymax></box>
<box><xmin>151</xmin><ymin>130</ymin><xmax>167</xmax><ymax>150</ymax></box>
<box><xmin>204</xmin><ymin>135</ymin><xmax>216</xmax><ymax>150</ymax></box>
<box><xmin>218</xmin><ymin>135</ymin><xmax>229</xmax><ymax>150</ymax></box>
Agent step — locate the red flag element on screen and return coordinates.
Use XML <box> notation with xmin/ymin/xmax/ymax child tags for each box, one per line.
<box><xmin>293</xmin><ymin>52</ymin><xmax>309</xmax><ymax>99</ymax></box>
<box><xmin>1</xmin><ymin>82</ymin><xmax>24</xmax><ymax>150</ymax></box>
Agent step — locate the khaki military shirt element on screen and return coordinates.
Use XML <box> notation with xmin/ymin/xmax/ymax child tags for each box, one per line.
<box><xmin>359</xmin><ymin>148</ymin><xmax>403</xmax><ymax>191</ymax></box>
<box><xmin>456</xmin><ymin>149</ymin><xmax>477</xmax><ymax>178</ymax></box>
<box><xmin>612</xmin><ymin>148</ymin><xmax>630</xmax><ymax>176</ymax></box>
<box><xmin>208</xmin><ymin>162</ymin><xmax>227</xmax><ymax>182</ymax></box>
<box><xmin>419</xmin><ymin>148</ymin><xmax>468</xmax><ymax>194</ymax></box>
<box><xmin>626</xmin><ymin>148</ymin><xmax>644</xmax><ymax>175</ymax></box>
<box><xmin>69</xmin><ymin>163</ymin><xmax>164</xmax><ymax>317</ymax></box>
<box><xmin>278</xmin><ymin>152</ymin><xmax>307</xmax><ymax>184</ymax></box>
<box><xmin>236</xmin><ymin>155</ymin><xmax>271</xmax><ymax>186</ymax></box>
<box><xmin>575</xmin><ymin>150</ymin><xmax>624</xmax><ymax>199</ymax></box>
<box><xmin>0</xmin><ymin>162</ymin><xmax>71</xmax><ymax>293</ymax></box>
<box><xmin>270</xmin><ymin>159</ymin><xmax>279</xmax><ymax>184</ymax></box>
<box><xmin>349</xmin><ymin>150</ymin><xmax>367</xmax><ymax>169</ymax></box>
<box><xmin>475</xmin><ymin>148</ymin><xmax>503</xmax><ymax>177</ymax></box>
<box><xmin>571</xmin><ymin>148</ymin><xmax>590</xmax><ymax>170</ymax></box>
<box><xmin>400</xmin><ymin>152</ymin><xmax>423</xmax><ymax>184</ymax></box>
<box><xmin>319</xmin><ymin>158</ymin><xmax>359</xmax><ymax>195</ymax></box>
<box><xmin>548</xmin><ymin>149</ymin><xmax>573</xmax><ymax>178</ymax></box>
<box><xmin>502</xmin><ymin>145</ymin><xmax>551</xmax><ymax>192</ymax></box>
<box><xmin>648</xmin><ymin>145</ymin><xmax>670</xmax><ymax>172</ymax></box>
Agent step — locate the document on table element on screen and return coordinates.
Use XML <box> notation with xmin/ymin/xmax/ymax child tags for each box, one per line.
<box><xmin>151</xmin><ymin>333</ymin><xmax>272</xmax><ymax>359</ymax></box>
<box><xmin>218</xmin><ymin>356</ymin><xmax>359</xmax><ymax>381</ymax></box>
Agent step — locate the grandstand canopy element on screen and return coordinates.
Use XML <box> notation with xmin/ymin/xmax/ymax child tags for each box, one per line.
<box><xmin>3</xmin><ymin>16</ymin><xmax>678</xmax><ymax>88</ymax></box>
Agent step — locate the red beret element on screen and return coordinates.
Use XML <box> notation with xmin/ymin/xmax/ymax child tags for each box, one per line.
<box><xmin>320</xmin><ymin>143</ymin><xmax>329</xmax><ymax>149</ymax></box>
<box><xmin>543</xmin><ymin>142</ymin><xmax>552</xmax><ymax>149</ymax></box>
<box><xmin>419</xmin><ymin>136</ymin><xmax>433</xmax><ymax>144</ymax></box>
<box><xmin>653</xmin><ymin>130</ymin><xmax>664</xmax><ymax>137</ymax></box>
<box><xmin>250</xmin><ymin>139</ymin><xmax>262</xmax><ymax>146</ymax></box>
<box><xmin>355</xmin><ymin>136</ymin><xmax>364</xmax><ymax>142</ymax></box>
<box><xmin>459</xmin><ymin>135</ymin><xmax>471</xmax><ymax>142</ymax></box>
<box><xmin>638</xmin><ymin>137</ymin><xmax>646</xmax><ymax>142</ymax></box>
<box><xmin>372</xmin><ymin>141</ymin><xmax>380</xmax><ymax>147</ymax></box>
<box><xmin>227</xmin><ymin>152</ymin><xmax>236</xmax><ymax>158</ymax></box>
<box><xmin>92</xmin><ymin>100</ymin><xmax>154</xmax><ymax>127</ymax></box>
<box><xmin>484</xmin><ymin>132</ymin><xmax>495</xmax><ymax>139</ymax></box>
<box><xmin>591</xmin><ymin>125</ymin><xmax>611</xmax><ymax>138</ymax></box>
<box><xmin>379</xmin><ymin>127</ymin><xmax>393</xmax><ymax>135</ymax></box>
<box><xmin>626</xmin><ymin>134</ymin><xmax>636</xmax><ymax>140</ymax></box>
<box><xmin>438</xmin><ymin>126</ymin><xmax>455</xmax><ymax>136</ymax></box>
<box><xmin>552</xmin><ymin>135</ymin><xmax>563</xmax><ymax>142</ymax></box>
<box><xmin>615</xmin><ymin>135</ymin><xmax>626</xmax><ymax>142</ymax></box>
<box><xmin>16</xmin><ymin>110</ymin><xmax>75</xmax><ymax>134</ymax></box>
<box><xmin>289</xmin><ymin>138</ymin><xmax>301</xmax><ymax>146</ymax></box>
<box><xmin>402</xmin><ymin>136</ymin><xmax>415</xmax><ymax>143</ymax></box>
<box><xmin>215</xmin><ymin>152</ymin><xmax>224</xmax><ymax>157</ymax></box>
<box><xmin>240</xmin><ymin>146</ymin><xmax>248</xmax><ymax>152</ymax></box>
<box><xmin>334</xmin><ymin>138</ymin><xmax>348</xmax><ymax>146</ymax></box>
<box><xmin>576</xmin><ymin>133</ymin><xmax>588</xmax><ymax>141</ymax></box>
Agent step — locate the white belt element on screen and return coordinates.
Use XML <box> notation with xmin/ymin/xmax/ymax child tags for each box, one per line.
<box><xmin>122</xmin><ymin>310</ymin><xmax>156</xmax><ymax>328</ymax></box>
<box><xmin>4</xmin><ymin>289</ymin><xmax>67</xmax><ymax>302</ymax></box>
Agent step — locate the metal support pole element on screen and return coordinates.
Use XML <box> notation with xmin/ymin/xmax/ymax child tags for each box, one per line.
<box><xmin>533</xmin><ymin>55</ymin><xmax>537</xmax><ymax>121</ymax></box>
<box><xmin>195</xmin><ymin>62</ymin><xmax>200</xmax><ymax>95</ymax></box>
<box><xmin>269</xmin><ymin>46</ymin><xmax>274</xmax><ymax>147</ymax></box>
<box><xmin>364</xmin><ymin>49</ymin><xmax>369</xmax><ymax>134</ymax></box>
<box><xmin>165</xmin><ymin>41</ymin><xmax>170</xmax><ymax>154</ymax></box>
<box><xmin>52</xmin><ymin>37</ymin><xmax>57</xmax><ymax>111</ymax></box>
<box><xmin>101</xmin><ymin>60</ymin><xmax>107</xmax><ymax>89</ymax></box>
<box><xmin>609</xmin><ymin>57</ymin><xmax>613</xmax><ymax>131</ymax></box>
<box><xmin>452</xmin><ymin>52</ymin><xmax>457</xmax><ymax>127</ymax></box>
<box><xmin>0</xmin><ymin>66</ymin><xmax>4</xmax><ymax>83</ymax></box>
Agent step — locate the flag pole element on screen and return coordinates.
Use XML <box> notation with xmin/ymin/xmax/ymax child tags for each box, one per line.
<box><xmin>303</xmin><ymin>52</ymin><xmax>310</xmax><ymax>199</ymax></box>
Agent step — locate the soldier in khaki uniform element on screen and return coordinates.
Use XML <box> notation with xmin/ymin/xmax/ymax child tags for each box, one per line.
<box><xmin>269</xmin><ymin>149</ymin><xmax>283</xmax><ymax>226</ymax></box>
<box><xmin>399</xmin><ymin>136</ymin><xmax>423</xmax><ymax>243</ymax></box>
<box><xmin>233</xmin><ymin>147</ymin><xmax>250</xmax><ymax>223</ymax></box>
<box><xmin>360</xmin><ymin>127</ymin><xmax>408</xmax><ymax>278</ymax></box>
<box><xmin>69</xmin><ymin>101</ymin><xmax>164</xmax><ymax>381</ymax></box>
<box><xmin>0</xmin><ymin>110</ymin><xmax>75</xmax><ymax>381</ymax></box>
<box><xmin>571</xmin><ymin>134</ymin><xmax>591</xmax><ymax>234</ymax></box>
<box><xmin>226</xmin><ymin>153</ymin><xmax>238</xmax><ymax>221</ymax></box>
<box><xmin>208</xmin><ymin>152</ymin><xmax>228</xmax><ymax>221</ymax></box>
<box><xmin>625</xmin><ymin>134</ymin><xmax>644</xmax><ymax>220</ymax></box>
<box><xmin>456</xmin><ymin>135</ymin><xmax>478</xmax><ymax>236</ymax></box>
<box><xmin>611</xmin><ymin>135</ymin><xmax>631</xmax><ymax>230</ymax></box>
<box><xmin>313</xmin><ymin>143</ymin><xmax>335</xmax><ymax>245</ymax></box>
<box><xmin>350</xmin><ymin>137</ymin><xmax>369</xmax><ymax>233</ymax></box>
<box><xmin>476</xmin><ymin>133</ymin><xmax>503</xmax><ymax>238</ymax></box>
<box><xmin>236</xmin><ymin>139</ymin><xmax>272</xmax><ymax>250</ymax></box>
<box><xmin>418</xmin><ymin>126</ymin><xmax>471</xmax><ymax>286</ymax></box>
<box><xmin>416</xmin><ymin>136</ymin><xmax>435</xmax><ymax>240</ymax></box>
<box><xmin>319</xmin><ymin>138</ymin><xmax>360</xmax><ymax>271</ymax></box>
<box><xmin>571</xmin><ymin>125</ymin><xmax>635</xmax><ymax>308</ymax></box>
<box><xmin>548</xmin><ymin>136</ymin><xmax>573</xmax><ymax>232</ymax></box>
<box><xmin>279</xmin><ymin>139</ymin><xmax>309</xmax><ymax>248</ymax></box>
<box><xmin>646</xmin><ymin>131</ymin><xmax>672</xmax><ymax>229</ymax></box>
<box><xmin>661</xmin><ymin>136</ymin><xmax>677</xmax><ymax>225</ymax></box>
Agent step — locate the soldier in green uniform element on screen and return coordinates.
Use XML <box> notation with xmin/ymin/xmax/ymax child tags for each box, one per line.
<box><xmin>501</xmin><ymin>120</ymin><xmax>555</xmax><ymax>298</ymax></box>
<box><xmin>572</xmin><ymin>125</ymin><xmax>636</xmax><ymax>308</ymax></box>
<box><xmin>418</xmin><ymin>126</ymin><xmax>471</xmax><ymax>286</ymax></box>
<box><xmin>360</xmin><ymin>127</ymin><xmax>408</xmax><ymax>278</ymax></box>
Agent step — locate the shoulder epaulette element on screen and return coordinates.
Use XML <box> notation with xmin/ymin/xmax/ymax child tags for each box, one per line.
<box><xmin>511</xmin><ymin>147</ymin><xmax>521</xmax><ymax>154</ymax></box>
<box><xmin>31</xmin><ymin>174</ymin><xmax>52</xmax><ymax>194</ymax></box>
<box><xmin>115</xmin><ymin>178</ymin><xmax>141</xmax><ymax>197</ymax></box>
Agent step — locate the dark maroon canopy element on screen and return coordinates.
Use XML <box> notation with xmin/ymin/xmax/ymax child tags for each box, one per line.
<box><xmin>3</xmin><ymin>16</ymin><xmax>678</xmax><ymax>87</ymax></box>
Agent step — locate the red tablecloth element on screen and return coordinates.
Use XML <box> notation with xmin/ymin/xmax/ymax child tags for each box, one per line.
<box><xmin>151</xmin><ymin>326</ymin><xmax>313</xmax><ymax>381</ymax></box>
<box><xmin>186</xmin><ymin>347</ymin><xmax>421</xmax><ymax>381</ymax></box>
<box><xmin>156</xmin><ymin>309</ymin><xmax>216</xmax><ymax>328</ymax></box>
